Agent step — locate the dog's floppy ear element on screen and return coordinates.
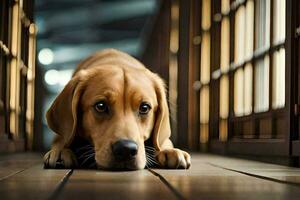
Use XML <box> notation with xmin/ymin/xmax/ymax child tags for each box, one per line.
<box><xmin>151</xmin><ymin>73</ymin><xmax>172</xmax><ymax>151</ymax></box>
<box><xmin>46</xmin><ymin>71</ymin><xmax>86</xmax><ymax>147</ymax></box>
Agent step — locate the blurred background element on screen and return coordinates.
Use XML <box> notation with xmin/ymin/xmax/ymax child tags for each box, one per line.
<box><xmin>2</xmin><ymin>0</ymin><xmax>300</xmax><ymax>165</ymax></box>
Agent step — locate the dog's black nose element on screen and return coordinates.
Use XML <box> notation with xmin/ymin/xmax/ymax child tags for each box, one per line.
<box><xmin>112</xmin><ymin>140</ymin><xmax>138</xmax><ymax>161</ymax></box>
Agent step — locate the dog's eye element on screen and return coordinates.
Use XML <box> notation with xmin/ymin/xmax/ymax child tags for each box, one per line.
<box><xmin>94</xmin><ymin>101</ymin><xmax>108</xmax><ymax>113</ymax></box>
<box><xmin>139</xmin><ymin>102</ymin><xmax>151</xmax><ymax>115</ymax></box>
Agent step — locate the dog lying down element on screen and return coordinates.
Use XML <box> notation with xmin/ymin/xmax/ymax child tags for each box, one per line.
<box><xmin>44</xmin><ymin>49</ymin><xmax>191</xmax><ymax>170</ymax></box>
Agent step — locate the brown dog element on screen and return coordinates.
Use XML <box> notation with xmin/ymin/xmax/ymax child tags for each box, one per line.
<box><xmin>43</xmin><ymin>49</ymin><xmax>191</xmax><ymax>170</ymax></box>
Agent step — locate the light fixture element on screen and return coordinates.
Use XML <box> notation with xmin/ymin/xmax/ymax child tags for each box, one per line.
<box><xmin>38</xmin><ymin>48</ymin><xmax>54</xmax><ymax>65</ymax></box>
<box><xmin>44</xmin><ymin>69</ymin><xmax>59</xmax><ymax>85</ymax></box>
<box><xmin>44</xmin><ymin>69</ymin><xmax>73</xmax><ymax>87</ymax></box>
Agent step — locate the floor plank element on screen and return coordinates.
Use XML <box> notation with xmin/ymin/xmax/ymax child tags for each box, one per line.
<box><xmin>0</xmin><ymin>164</ymin><xmax>71</xmax><ymax>200</ymax></box>
<box><xmin>56</xmin><ymin>169</ymin><xmax>178</xmax><ymax>200</ymax></box>
<box><xmin>0</xmin><ymin>153</ymin><xmax>42</xmax><ymax>180</ymax></box>
<box><xmin>2</xmin><ymin>153</ymin><xmax>300</xmax><ymax>200</ymax></box>
<box><xmin>201</xmin><ymin>154</ymin><xmax>300</xmax><ymax>184</ymax></box>
<box><xmin>152</xmin><ymin>154</ymin><xmax>300</xmax><ymax>200</ymax></box>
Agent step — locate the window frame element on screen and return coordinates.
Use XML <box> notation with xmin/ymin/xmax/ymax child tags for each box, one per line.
<box><xmin>0</xmin><ymin>0</ymin><xmax>36</xmax><ymax>152</ymax></box>
<box><xmin>179</xmin><ymin>0</ymin><xmax>296</xmax><ymax>157</ymax></box>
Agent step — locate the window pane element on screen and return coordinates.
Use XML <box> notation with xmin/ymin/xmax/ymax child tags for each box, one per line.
<box><xmin>272</xmin><ymin>48</ymin><xmax>285</xmax><ymax>109</ymax></box>
<box><xmin>255</xmin><ymin>56</ymin><xmax>269</xmax><ymax>112</ymax></box>
<box><xmin>255</xmin><ymin>0</ymin><xmax>270</xmax><ymax>50</ymax></box>
<box><xmin>244</xmin><ymin>63</ymin><xmax>253</xmax><ymax>115</ymax></box>
<box><xmin>221</xmin><ymin>0</ymin><xmax>230</xmax><ymax>14</ymax></box>
<box><xmin>169</xmin><ymin>57</ymin><xmax>178</xmax><ymax>122</ymax></box>
<box><xmin>200</xmin><ymin>124</ymin><xmax>209</xmax><ymax>144</ymax></box>
<box><xmin>220</xmin><ymin>75</ymin><xmax>229</xmax><ymax>119</ymax></box>
<box><xmin>200</xmin><ymin>86</ymin><xmax>209</xmax><ymax>123</ymax></box>
<box><xmin>234</xmin><ymin>5</ymin><xmax>245</xmax><ymax>64</ymax></box>
<box><xmin>220</xmin><ymin>17</ymin><xmax>230</xmax><ymax>72</ymax></box>
<box><xmin>245</xmin><ymin>0</ymin><xmax>254</xmax><ymax>58</ymax></box>
<box><xmin>170</xmin><ymin>2</ymin><xmax>179</xmax><ymax>53</ymax></box>
<box><xmin>219</xmin><ymin>75</ymin><xmax>229</xmax><ymax>142</ymax></box>
<box><xmin>273</xmin><ymin>0</ymin><xmax>286</xmax><ymax>44</ymax></box>
<box><xmin>234</xmin><ymin>2</ymin><xmax>254</xmax><ymax>63</ymax></box>
<box><xmin>234</xmin><ymin>68</ymin><xmax>244</xmax><ymax>116</ymax></box>
<box><xmin>200</xmin><ymin>33</ymin><xmax>210</xmax><ymax>84</ymax></box>
<box><xmin>201</xmin><ymin>0</ymin><xmax>211</xmax><ymax>30</ymax></box>
<box><xmin>219</xmin><ymin>119</ymin><xmax>228</xmax><ymax>142</ymax></box>
<box><xmin>200</xmin><ymin>86</ymin><xmax>209</xmax><ymax>143</ymax></box>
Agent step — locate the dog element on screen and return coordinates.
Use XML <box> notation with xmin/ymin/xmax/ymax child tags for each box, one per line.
<box><xmin>43</xmin><ymin>49</ymin><xmax>191</xmax><ymax>170</ymax></box>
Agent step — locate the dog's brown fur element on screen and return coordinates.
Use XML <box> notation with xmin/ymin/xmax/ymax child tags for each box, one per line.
<box><xmin>44</xmin><ymin>49</ymin><xmax>191</xmax><ymax>170</ymax></box>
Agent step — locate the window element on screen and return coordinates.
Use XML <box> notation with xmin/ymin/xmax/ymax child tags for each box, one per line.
<box><xmin>199</xmin><ymin>0</ymin><xmax>211</xmax><ymax>144</ymax></box>
<box><xmin>194</xmin><ymin>0</ymin><xmax>287</xmax><ymax>149</ymax></box>
<box><xmin>234</xmin><ymin>0</ymin><xmax>254</xmax><ymax>116</ymax></box>
<box><xmin>219</xmin><ymin>0</ymin><xmax>230</xmax><ymax>141</ymax></box>
<box><xmin>0</xmin><ymin>0</ymin><xmax>36</xmax><ymax>151</ymax></box>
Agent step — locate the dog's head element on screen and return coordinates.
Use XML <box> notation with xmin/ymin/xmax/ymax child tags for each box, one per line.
<box><xmin>46</xmin><ymin>65</ymin><xmax>171</xmax><ymax>170</ymax></box>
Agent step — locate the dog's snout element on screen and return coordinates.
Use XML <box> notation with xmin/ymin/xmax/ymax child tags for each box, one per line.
<box><xmin>112</xmin><ymin>139</ymin><xmax>138</xmax><ymax>161</ymax></box>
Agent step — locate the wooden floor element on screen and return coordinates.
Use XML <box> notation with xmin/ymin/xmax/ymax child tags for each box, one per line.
<box><xmin>1</xmin><ymin>153</ymin><xmax>300</xmax><ymax>200</ymax></box>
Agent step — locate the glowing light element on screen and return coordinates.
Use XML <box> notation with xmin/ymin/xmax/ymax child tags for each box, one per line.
<box><xmin>44</xmin><ymin>69</ymin><xmax>73</xmax><ymax>86</ymax></box>
<box><xmin>38</xmin><ymin>48</ymin><xmax>54</xmax><ymax>65</ymax></box>
<box><xmin>44</xmin><ymin>70</ymin><xmax>59</xmax><ymax>85</ymax></box>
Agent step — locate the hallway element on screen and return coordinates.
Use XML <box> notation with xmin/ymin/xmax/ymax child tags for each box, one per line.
<box><xmin>2</xmin><ymin>0</ymin><xmax>300</xmax><ymax>199</ymax></box>
<box><xmin>1</xmin><ymin>154</ymin><xmax>300</xmax><ymax>200</ymax></box>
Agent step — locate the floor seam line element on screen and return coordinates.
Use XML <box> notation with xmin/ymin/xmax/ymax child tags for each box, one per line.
<box><xmin>207</xmin><ymin>162</ymin><xmax>300</xmax><ymax>187</ymax></box>
<box><xmin>0</xmin><ymin>162</ymin><xmax>40</xmax><ymax>182</ymax></box>
<box><xmin>147</xmin><ymin>169</ymin><xmax>187</xmax><ymax>200</ymax></box>
<box><xmin>47</xmin><ymin>169</ymin><xmax>73</xmax><ymax>200</ymax></box>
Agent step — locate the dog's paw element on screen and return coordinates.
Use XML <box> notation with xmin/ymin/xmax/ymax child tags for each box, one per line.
<box><xmin>43</xmin><ymin>148</ymin><xmax>78</xmax><ymax>169</ymax></box>
<box><xmin>156</xmin><ymin>148</ymin><xmax>191</xmax><ymax>169</ymax></box>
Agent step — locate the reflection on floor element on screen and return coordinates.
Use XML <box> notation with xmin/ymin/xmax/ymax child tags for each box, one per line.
<box><xmin>1</xmin><ymin>153</ymin><xmax>300</xmax><ymax>200</ymax></box>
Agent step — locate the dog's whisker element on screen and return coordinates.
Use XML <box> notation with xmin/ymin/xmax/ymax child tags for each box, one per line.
<box><xmin>78</xmin><ymin>148</ymin><xmax>94</xmax><ymax>154</ymax></box>
<box><xmin>145</xmin><ymin>145</ymin><xmax>155</xmax><ymax>149</ymax></box>
<box><xmin>75</xmin><ymin>145</ymin><xmax>94</xmax><ymax>152</ymax></box>
<box><xmin>145</xmin><ymin>149</ymin><xmax>156</xmax><ymax>153</ymax></box>
<box><xmin>78</xmin><ymin>154</ymin><xmax>93</xmax><ymax>161</ymax></box>
<box><xmin>146</xmin><ymin>161</ymin><xmax>157</xmax><ymax>168</ymax></box>
<box><xmin>145</xmin><ymin>151</ymin><xmax>157</xmax><ymax>158</ymax></box>
<box><xmin>80</xmin><ymin>153</ymin><xmax>96</xmax><ymax>166</ymax></box>
<box><xmin>147</xmin><ymin>156</ymin><xmax>159</xmax><ymax>163</ymax></box>
<box><xmin>146</xmin><ymin>155</ymin><xmax>159</xmax><ymax>165</ymax></box>
<box><xmin>82</xmin><ymin>153</ymin><xmax>95</xmax><ymax>159</ymax></box>
<box><xmin>147</xmin><ymin>158</ymin><xmax>159</xmax><ymax>165</ymax></box>
<box><xmin>146</xmin><ymin>151</ymin><xmax>156</xmax><ymax>155</ymax></box>
<box><xmin>80</xmin><ymin>150</ymin><xmax>95</xmax><ymax>157</ymax></box>
<box><xmin>144</xmin><ymin>146</ymin><xmax>156</xmax><ymax>150</ymax></box>
<box><xmin>79</xmin><ymin>154</ymin><xmax>94</xmax><ymax>162</ymax></box>
<box><xmin>145</xmin><ymin>153</ymin><xmax>155</xmax><ymax>158</ymax></box>
<box><xmin>78</xmin><ymin>149</ymin><xmax>95</xmax><ymax>159</ymax></box>
<box><xmin>145</xmin><ymin>148</ymin><xmax>157</xmax><ymax>154</ymax></box>
<box><xmin>145</xmin><ymin>151</ymin><xmax>156</xmax><ymax>157</ymax></box>
<box><xmin>146</xmin><ymin>158</ymin><xmax>155</xmax><ymax>164</ymax></box>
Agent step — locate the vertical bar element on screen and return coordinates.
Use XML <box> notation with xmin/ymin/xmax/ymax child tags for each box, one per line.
<box><xmin>187</xmin><ymin>0</ymin><xmax>200</xmax><ymax>150</ymax></box>
<box><xmin>210</xmin><ymin>0</ymin><xmax>221</xmax><ymax>140</ymax></box>
<box><xmin>9</xmin><ymin>1</ymin><xmax>21</xmax><ymax>138</ymax></box>
<box><xmin>252</xmin><ymin>0</ymin><xmax>257</xmax><ymax>138</ymax></box>
<box><xmin>228</xmin><ymin>0</ymin><xmax>236</xmax><ymax>139</ymax></box>
<box><xmin>177</xmin><ymin>0</ymin><xmax>191</xmax><ymax>148</ymax></box>
<box><xmin>269</xmin><ymin>0</ymin><xmax>275</xmax><ymax>138</ymax></box>
<box><xmin>26</xmin><ymin>23</ymin><xmax>36</xmax><ymax>150</ymax></box>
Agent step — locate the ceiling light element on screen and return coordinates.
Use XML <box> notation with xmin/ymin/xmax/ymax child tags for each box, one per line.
<box><xmin>44</xmin><ymin>69</ymin><xmax>59</xmax><ymax>85</ymax></box>
<box><xmin>38</xmin><ymin>48</ymin><xmax>54</xmax><ymax>65</ymax></box>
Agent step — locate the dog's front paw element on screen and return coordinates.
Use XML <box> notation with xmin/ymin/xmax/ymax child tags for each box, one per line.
<box><xmin>156</xmin><ymin>148</ymin><xmax>191</xmax><ymax>169</ymax></box>
<box><xmin>44</xmin><ymin>148</ymin><xmax>78</xmax><ymax>169</ymax></box>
